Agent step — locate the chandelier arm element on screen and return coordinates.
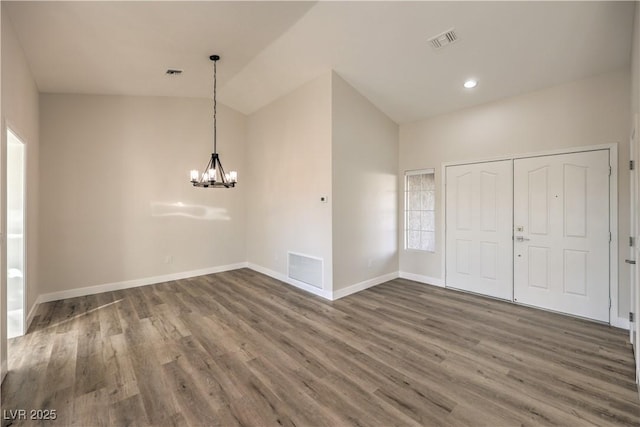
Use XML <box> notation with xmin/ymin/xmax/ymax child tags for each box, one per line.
<box><xmin>216</xmin><ymin>156</ymin><xmax>227</xmax><ymax>184</ymax></box>
<box><xmin>201</xmin><ymin>157</ymin><xmax>214</xmax><ymax>183</ymax></box>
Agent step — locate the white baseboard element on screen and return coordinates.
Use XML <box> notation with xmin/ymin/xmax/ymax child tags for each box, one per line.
<box><xmin>247</xmin><ymin>263</ymin><xmax>333</xmax><ymax>300</ymax></box>
<box><xmin>611</xmin><ymin>316</ymin><xmax>630</xmax><ymax>330</ymax></box>
<box><xmin>36</xmin><ymin>262</ymin><xmax>249</xmax><ymax>304</ymax></box>
<box><xmin>1</xmin><ymin>360</ymin><xmax>7</xmax><ymax>384</ymax></box>
<box><xmin>399</xmin><ymin>271</ymin><xmax>445</xmax><ymax>287</ymax></box>
<box><xmin>247</xmin><ymin>264</ymin><xmax>400</xmax><ymax>301</ymax></box>
<box><xmin>331</xmin><ymin>271</ymin><xmax>399</xmax><ymax>300</ymax></box>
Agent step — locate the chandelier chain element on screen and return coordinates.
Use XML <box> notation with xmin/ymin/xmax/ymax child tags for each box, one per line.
<box><xmin>213</xmin><ymin>58</ymin><xmax>217</xmax><ymax>154</ymax></box>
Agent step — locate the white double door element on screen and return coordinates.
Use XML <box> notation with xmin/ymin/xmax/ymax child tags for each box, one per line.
<box><xmin>446</xmin><ymin>150</ymin><xmax>610</xmax><ymax>322</ymax></box>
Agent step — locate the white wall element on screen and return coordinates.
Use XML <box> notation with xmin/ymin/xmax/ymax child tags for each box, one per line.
<box><xmin>245</xmin><ymin>72</ymin><xmax>333</xmax><ymax>291</ymax></box>
<box><xmin>399</xmin><ymin>69</ymin><xmax>631</xmax><ymax>317</ymax></box>
<box><xmin>1</xmin><ymin>7</ymin><xmax>40</xmax><ymax>379</ymax></box>
<box><xmin>39</xmin><ymin>94</ymin><xmax>246</xmax><ymax>294</ymax></box>
<box><xmin>331</xmin><ymin>72</ymin><xmax>398</xmax><ymax>291</ymax></box>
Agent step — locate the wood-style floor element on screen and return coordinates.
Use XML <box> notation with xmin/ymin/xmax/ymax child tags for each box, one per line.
<box><xmin>2</xmin><ymin>268</ymin><xmax>640</xmax><ymax>426</ymax></box>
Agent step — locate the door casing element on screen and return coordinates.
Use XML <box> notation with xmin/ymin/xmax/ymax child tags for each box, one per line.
<box><xmin>630</xmin><ymin>114</ymin><xmax>640</xmax><ymax>382</ymax></box>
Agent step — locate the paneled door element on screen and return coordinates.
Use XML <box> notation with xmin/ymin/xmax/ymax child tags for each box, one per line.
<box><xmin>445</xmin><ymin>160</ymin><xmax>513</xmax><ymax>300</ymax></box>
<box><xmin>513</xmin><ymin>150</ymin><xmax>610</xmax><ymax>322</ymax></box>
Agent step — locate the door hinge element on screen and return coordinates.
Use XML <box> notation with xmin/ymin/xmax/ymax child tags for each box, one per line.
<box><xmin>610</xmin><ymin>166</ymin><xmax>612</xmax><ymax>176</ymax></box>
<box><xmin>631</xmin><ymin>160</ymin><xmax>635</xmax><ymax>170</ymax></box>
<box><xmin>630</xmin><ymin>236</ymin><xmax>635</xmax><ymax>247</ymax></box>
<box><xmin>610</xmin><ymin>231</ymin><xmax>612</xmax><ymax>242</ymax></box>
<box><xmin>630</xmin><ymin>312</ymin><xmax>634</xmax><ymax>322</ymax></box>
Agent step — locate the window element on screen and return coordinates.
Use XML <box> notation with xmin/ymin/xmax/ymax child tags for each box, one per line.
<box><xmin>405</xmin><ymin>169</ymin><xmax>435</xmax><ymax>251</ymax></box>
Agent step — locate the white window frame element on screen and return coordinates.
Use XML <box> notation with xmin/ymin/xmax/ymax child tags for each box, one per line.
<box><xmin>404</xmin><ymin>168</ymin><xmax>436</xmax><ymax>252</ymax></box>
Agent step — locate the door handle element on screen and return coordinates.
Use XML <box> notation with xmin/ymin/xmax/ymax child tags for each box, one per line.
<box><xmin>626</xmin><ymin>259</ymin><xmax>636</xmax><ymax>265</ymax></box>
<box><xmin>515</xmin><ymin>236</ymin><xmax>530</xmax><ymax>242</ymax></box>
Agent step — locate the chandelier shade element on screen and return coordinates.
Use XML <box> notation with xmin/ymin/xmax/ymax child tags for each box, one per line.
<box><xmin>190</xmin><ymin>54</ymin><xmax>237</xmax><ymax>188</ymax></box>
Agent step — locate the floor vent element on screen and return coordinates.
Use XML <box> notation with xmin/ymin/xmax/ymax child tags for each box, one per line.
<box><xmin>288</xmin><ymin>252</ymin><xmax>323</xmax><ymax>289</ymax></box>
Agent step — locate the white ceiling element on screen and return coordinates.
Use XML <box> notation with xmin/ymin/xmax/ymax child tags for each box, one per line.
<box><xmin>4</xmin><ymin>1</ymin><xmax>636</xmax><ymax>123</ymax></box>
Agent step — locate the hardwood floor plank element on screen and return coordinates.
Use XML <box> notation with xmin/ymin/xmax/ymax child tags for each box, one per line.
<box><xmin>439</xmin><ymin>352</ymin><xmax>601</xmax><ymax>426</ymax></box>
<box><xmin>71</xmin><ymin>388</ymin><xmax>110</xmax><ymax>427</ymax></box>
<box><xmin>97</xmin><ymin>298</ymin><xmax>123</xmax><ymax>339</ymax></box>
<box><xmin>108</xmin><ymin>394</ymin><xmax>149</xmax><ymax>427</ymax></box>
<box><xmin>103</xmin><ymin>333</ymin><xmax>140</xmax><ymax>404</ymax></box>
<box><xmin>245</xmin><ymin>355</ymin><xmax>348</xmax><ymax>427</ymax></box>
<box><xmin>42</xmin><ymin>386</ymin><xmax>74</xmax><ymax>427</ymax></box>
<box><xmin>44</xmin><ymin>330</ymin><xmax>78</xmax><ymax>393</ymax></box>
<box><xmin>114</xmin><ymin>294</ymin><xmax>141</xmax><ymax>330</ymax></box>
<box><xmin>161</xmin><ymin>359</ymin><xmax>221</xmax><ymax>426</ymax></box>
<box><xmin>3</xmin><ymin>269</ymin><xmax>638</xmax><ymax>426</ymax></box>
<box><xmin>138</xmin><ymin>285</ymin><xmax>164</xmax><ymax>307</ymax></box>
<box><xmin>446</xmin><ymin>403</ymin><xmax>525</xmax><ymax>427</ymax></box>
<box><xmin>126</xmin><ymin>342</ymin><xmax>181</xmax><ymax>425</ymax></box>
<box><xmin>129</xmin><ymin>288</ymin><xmax>152</xmax><ymax>320</ymax></box>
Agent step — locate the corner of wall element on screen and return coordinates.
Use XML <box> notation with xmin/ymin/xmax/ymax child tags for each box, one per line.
<box><xmin>1</xmin><ymin>4</ymin><xmax>40</xmax><ymax>381</ymax></box>
<box><xmin>330</xmin><ymin>72</ymin><xmax>399</xmax><ymax>291</ymax></box>
<box><xmin>245</xmin><ymin>71</ymin><xmax>334</xmax><ymax>293</ymax></box>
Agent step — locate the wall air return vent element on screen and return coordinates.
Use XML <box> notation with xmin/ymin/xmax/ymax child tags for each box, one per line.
<box><xmin>428</xmin><ymin>28</ymin><xmax>458</xmax><ymax>49</ymax></box>
<box><xmin>288</xmin><ymin>252</ymin><xmax>323</xmax><ymax>289</ymax></box>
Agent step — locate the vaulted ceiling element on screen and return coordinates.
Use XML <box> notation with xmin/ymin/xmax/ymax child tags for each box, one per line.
<box><xmin>4</xmin><ymin>1</ymin><xmax>635</xmax><ymax>123</ymax></box>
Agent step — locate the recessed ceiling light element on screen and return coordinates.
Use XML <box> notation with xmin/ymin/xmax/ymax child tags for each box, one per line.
<box><xmin>463</xmin><ymin>79</ymin><xmax>477</xmax><ymax>89</ymax></box>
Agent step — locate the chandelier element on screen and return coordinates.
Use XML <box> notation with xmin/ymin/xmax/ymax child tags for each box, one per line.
<box><xmin>190</xmin><ymin>55</ymin><xmax>237</xmax><ymax>188</ymax></box>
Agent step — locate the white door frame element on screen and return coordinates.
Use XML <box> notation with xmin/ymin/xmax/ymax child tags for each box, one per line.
<box><xmin>6</xmin><ymin>125</ymin><xmax>28</xmax><ymax>338</ymax></box>
<box><xmin>631</xmin><ymin>113</ymin><xmax>640</xmax><ymax>382</ymax></box>
<box><xmin>630</xmin><ymin>119</ymin><xmax>637</xmax><ymax>345</ymax></box>
<box><xmin>442</xmin><ymin>143</ymin><xmax>620</xmax><ymax>327</ymax></box>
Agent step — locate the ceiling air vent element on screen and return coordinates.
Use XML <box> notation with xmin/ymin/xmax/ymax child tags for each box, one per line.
<box><xmin>165</xmin><ymin>69</ymin><xmax>183</xmax><ymax>75</ymax></box>
<box><xmin>428</xmin><ymin>28</ymin><xmax>458</xmax><ymax>49</ymax></box>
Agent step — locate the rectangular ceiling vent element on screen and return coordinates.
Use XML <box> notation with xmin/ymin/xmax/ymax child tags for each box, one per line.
<box><xmin>288</xmin><ymin>252</ymin><xmax>323</xmax><ymax>289</ymax></box>
<box><xmin>165</xmin><ymin>69</ymin><xmax>183</xmax><ymax>75</ymax></box>
<box><xmin>428</xmin><ymin>28</ymin><xmax>458</xmax><ymax>49</ymax></box>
